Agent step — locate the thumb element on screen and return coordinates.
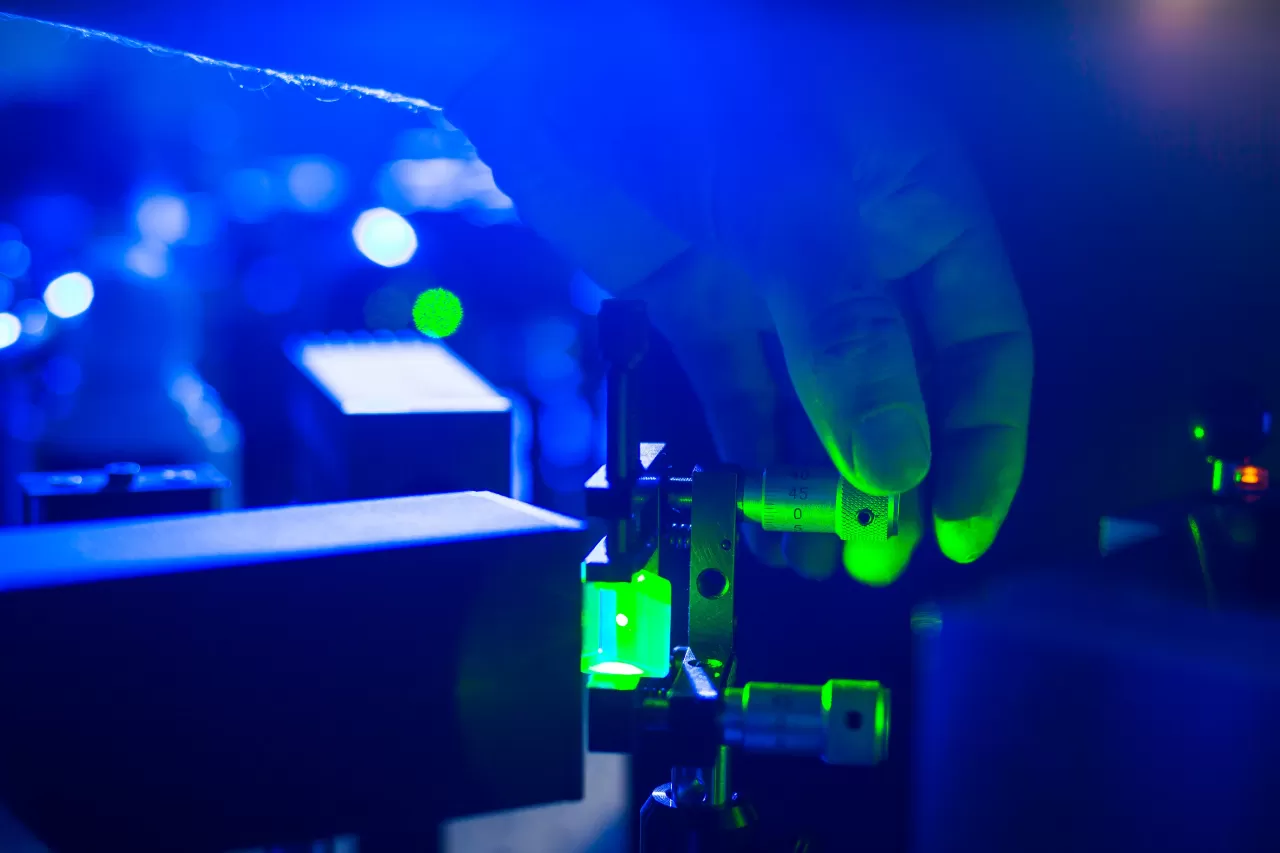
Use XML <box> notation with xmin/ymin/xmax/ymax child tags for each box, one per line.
<box><xmin>767</xmin><ymin>283</ymin><xmax>931</xmax><ymax>496</ymax></box>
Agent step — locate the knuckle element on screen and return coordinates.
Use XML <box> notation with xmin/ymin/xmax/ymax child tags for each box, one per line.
<box><xmin>806</xmin><ymin>293</ymin><xmax>905</xmax><ymax>370</ymax></box>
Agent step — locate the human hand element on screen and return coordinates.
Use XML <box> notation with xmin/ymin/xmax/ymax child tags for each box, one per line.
<box><xmin>448</xmin><ymin>13</ymin><xmax>1033</xmax><ymax>584</ymax></box>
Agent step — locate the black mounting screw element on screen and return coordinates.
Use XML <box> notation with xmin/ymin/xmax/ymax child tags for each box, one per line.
<box><xmin>720</xmin><ymin>538</ymin><xmax>732</xmax><ymax>551</ymax></box>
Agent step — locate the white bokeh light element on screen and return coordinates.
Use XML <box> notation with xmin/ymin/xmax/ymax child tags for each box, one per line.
<box><xmin>352</xmin><ymin>208</ymin><xmax>418</xmax><ymax>268</ymax></box>
<box><xmin>43</xmin><ymin>272</ymin><xmax>95</xmax><ymax>319</ymax></box>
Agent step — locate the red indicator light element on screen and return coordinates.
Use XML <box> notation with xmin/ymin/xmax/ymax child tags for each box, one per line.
<box><xmin>1235</xmin><ymin>465</ymin><xmax>1268</xmax><ymax>490</ymax></box>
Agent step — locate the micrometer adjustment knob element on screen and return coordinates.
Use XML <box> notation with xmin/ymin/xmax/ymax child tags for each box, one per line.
<box><xmin>739</xmin><ymin>467</ymin><xmax>900</xmax><ymax>542</ymax></box>
<box><xmin>720</xmin><ymin>680</ymin><xmax>890</xmax><ymax>766</ymax></box>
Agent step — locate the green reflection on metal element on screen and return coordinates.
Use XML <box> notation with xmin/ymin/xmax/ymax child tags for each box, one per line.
<box><xmin>1187</xmin><ymin>514</ymin><xmax>1217</xmax><ymax>610</ymax></box>
<box><xmin>875</xmin><ymin>689</ymin><xmax>890</xmax><ymax>761</ymax></box>
<box><xmin>1211</xmin><ymin>458</ymin><xmax>1224</xmax><ymax>493</ymax></box>
<box><xmin>820</xmin><ymin>679</ymin><xmax>890</xmax><ymax>762</ymax></box>
<box><xmin>910</xmin><ymin>602</ymin><xmax>943</xmax><ymax>635</ymax></box>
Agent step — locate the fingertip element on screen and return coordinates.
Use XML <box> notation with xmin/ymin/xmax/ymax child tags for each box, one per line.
<box><xmin>934</xmin><ymin>515</ymin><xmax>1001</xmax><ymax>564</ymax></box>
<box><xmin>848</xmin><ymin>406</ymin><xmax>931</xmax><ymax>495</ymax></box>
<box><xmin>842</xmin><ymin>534</ymin><xmax>916</xmax><ymax>587</ymax></box>
<box><xmin>843</xmin><ymin>492</ymin><xmax>921</xmax><ymax>586</ymax></box>
<box><xmin>930</xmin><ymin>424</ymin><xmax>1024</xmax><ymax>562</ymax></box>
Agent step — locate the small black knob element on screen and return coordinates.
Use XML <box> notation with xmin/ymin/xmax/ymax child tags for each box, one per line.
<box><xmin>103</xmin><ymin>462</ymin><xmax>142</xmax><ymax>490</ymax></box>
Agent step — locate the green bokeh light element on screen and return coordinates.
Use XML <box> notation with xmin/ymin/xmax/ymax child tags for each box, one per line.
<box><xmin>1193</xmin><ymin>424</ymin><xmax>1206</xmax><ymax>440</ymax></box>
<box><xmin>412</xmin><ymin>287</ymin><xmax>464</xmax><ymax>338</ymax></box>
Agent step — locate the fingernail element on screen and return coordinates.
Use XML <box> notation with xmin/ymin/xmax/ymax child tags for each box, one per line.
<box><xmin>936</xmin><ymin>516</ymin><xmax>1000</xmax><ymax>564</ymax></box>
<box><xmin>851</xmin><ymin>407</ymin><xmax>931</xmax><ymax>494</ymax></box>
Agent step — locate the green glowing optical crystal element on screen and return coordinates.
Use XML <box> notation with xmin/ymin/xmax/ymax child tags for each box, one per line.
<box><xmin>582</xmin><ymin>553</ymin><xmax>671</xmax><ymax>682</ymax></box>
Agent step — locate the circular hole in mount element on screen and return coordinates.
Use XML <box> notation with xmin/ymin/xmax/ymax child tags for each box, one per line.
<box><xmin>856</xmin><ymin>508</ymin><xmax>875</xmax><ymax>527</ymax></box>
<box><xmin>696</xmin><ymin>568</ymin><xmax>728</xmax><ymax>599</ymax></box>
<box><xmin>845</xmin><ymin>710</ymin><xmax>863</xmax><ymax>730</ymax></box>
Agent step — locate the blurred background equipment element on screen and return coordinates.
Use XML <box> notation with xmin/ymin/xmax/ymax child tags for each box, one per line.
<box><xmin>0</xmin><ymin>12</ymin><xmax>621</xmax><ymax>853</ymax></box>
<box><xmin>285</xmin><ymin>330</ymin><xmax>514</xmax><ymax>504</ymax></box>
<box><xmin>914</xmin><ymin>570</ymin><xmax>1280</xmax><ymax>853</ymax></box>
<box><xmin>0</xmin><ymin>11</ymin><xmax>598</xmax><ymax>527</ymax></box>
<box><xmin>1098</xmin><ymin>382</ymin><xmax>1279</xmax><ymax>611</ymax></box>
<box><xmin>911</xmin><ymin>382</ymin><xmax>1280</xmax><ymax>853</ymax></box>
<box><xmin>285</xmin><ymin>333</ymin><xmax>516</xmax><ymax>503</ymax></box>
<box><xmin>19</xmin><ymin>460</ymin><xmax>229</xmax><ymax>524</ymax></box>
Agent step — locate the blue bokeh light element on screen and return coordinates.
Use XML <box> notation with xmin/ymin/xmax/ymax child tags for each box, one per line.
<box><xmin>43</xmin><ymin>272</ymin><xmax>95</xmax><ymax>319</ymax></box>
<box><xmin>0</xmin><ymin>312</ymin><xmax>20</xmax><ymax>350</ymax></box>
<box><xmin>17</xmin><ymin>300</ymin><xmax>49</xmax><ymax>338</ymax></box>
<box><xmin>0</xmin><ymin>240</ymin><xmax>31</xmax><ymax>279</ymax></box>
<box><xmin>125</xmin><ymin>241</ymin><xmax>169</xmax><ymax>280</ymax></box>
<box><xmin>353</xmin><ymin>208</ymin><xmax>418</xmax><ymax>268</ymax></box>
<box><xmin>524</xmin><ymin>317</ymin><xmax>583</xmax><ymax>403</ymax></box>
<box><xmin>136</xmin><ymin>194</ymin><xmax>190</xmax><ymax>245</ymax></box>
<box><xmin>287</xmin><ymin>158</ymin><xmax>344</xmax><ymax>212</ymax></box>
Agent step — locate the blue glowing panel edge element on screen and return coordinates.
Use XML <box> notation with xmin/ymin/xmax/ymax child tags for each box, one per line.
<box><xmin>285</xmin><ymin>334</ymin><xmax>511</xmax><ymax>415</ymax></box>
<box><xmin>0</xmin><ymin>491</ymin><xmax>583</xmax><ymax>593</ymax></box>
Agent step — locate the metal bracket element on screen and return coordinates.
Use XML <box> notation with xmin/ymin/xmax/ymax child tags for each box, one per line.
<box><xmin>583</xmin><ymin>443</ymin><xmax>670</xmax><ymax>584</ymax></box>
<box><xmin>689</xmin><ymin>469</ymin><xmax>739</xmax><ymax>686</ymax></box>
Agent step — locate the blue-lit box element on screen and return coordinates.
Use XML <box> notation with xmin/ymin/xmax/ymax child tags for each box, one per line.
<box><xmin>0</xmin><ymin>491</ymin><xmax>586</xmax><ymax>852</ymax></box>
<box><xmin>286</xmin><ymin>333</ymin><xmax>513</xmax><ymax>503</ymax></box>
